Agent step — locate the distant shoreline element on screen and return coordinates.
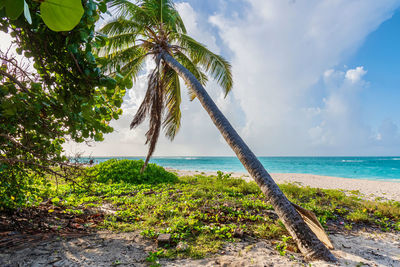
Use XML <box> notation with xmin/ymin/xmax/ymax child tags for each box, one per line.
<box><xmin>79</xmin><ymin>156</ymin><xmax>400</xmax><ymax>181</ymax></box>
<box><xmin>168</xmin><ymin>168</ymin><xmax>400</xmax><ymax>202</ymax></box>
<box><xmin>78</xmin><ymin>156</ymin><xmax>400</xmax><ymax>158</ymax></box>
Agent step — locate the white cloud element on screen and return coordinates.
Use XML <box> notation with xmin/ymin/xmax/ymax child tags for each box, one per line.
<box><xmin>208</xmin><ymin>0</ymin><xmax>400</xmax><ymax>155</ymax></box>
<box><xmin>175</xmin><ymin>2</ymin><xmax>220</xmax><ymax>53</ymax></box>
<box><xmin>345</xmin><ymin>66</ymin><xmax>367</xmax><ymax>83</ymax></box>
<box><xmin>307</xmin><ymin>67</ymin><xmax>372</xmax><ymax>152</ymax></box>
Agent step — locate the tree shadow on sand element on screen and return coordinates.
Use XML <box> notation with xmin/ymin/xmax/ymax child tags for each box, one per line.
<box><xmin>0</xmin><ymin>231</ymin><xmax>153</xmax><ymax>266</ymax></box>
<box><xmin>316</xmin><ymin>231</ymin><xmax>400</xmax><ymax>266</ymax></box>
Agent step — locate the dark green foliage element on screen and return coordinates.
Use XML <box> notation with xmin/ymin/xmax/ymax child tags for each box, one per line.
<box><xmin>1</xmin><ymin>0</ymin><xmax>85</xmax><ymax>32</ymax></box>
<box><xmin>39</xmin><ymin>0</ymin><xmax>84</xmax><ymax>32</ymax></box>
<box><xmin>0</xmin><ymin>0</ymin><xmax>129</xmax><ymax>209</ymax></box>
<box><xmin>89</xmin><ymin>159</ymin><xmax>179</xmax><ymax>184</ymax></box>
<box><xmin>0</xmin><ymin>171</ymin><xmax>42</xmax><ymax>209</ymax></box>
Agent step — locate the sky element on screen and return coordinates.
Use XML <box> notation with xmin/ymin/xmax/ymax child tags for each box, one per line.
<box><xmin>2</xmin><ymin>0</ymin><xmax>400</xmax><ymax>157</ymax></box>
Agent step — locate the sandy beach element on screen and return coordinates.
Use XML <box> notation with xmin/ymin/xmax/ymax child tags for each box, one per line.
<box><xmin>1</xmin><ymin>169</ymin><xmax>399</xmax><ymax>266</ymax></box>
<box><xmin>169</xmin><ymin>169</ymin><xmax>400</xmax><ymax>202</ymax></box>
<box><xmin>1</xmin><ymin>230</ymin><xmax>399</xmax><ymax>267</ymax></box>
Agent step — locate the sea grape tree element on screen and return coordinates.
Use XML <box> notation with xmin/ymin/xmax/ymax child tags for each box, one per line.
<box><xmin>0</xmin><ymin>0</ymin><xmax>87</xmax><ymax>31</ymax></box>
<box><xmin>0</xmin><ymin>0</ymin><xmax>130</xmax><ymax>208</ymax></box>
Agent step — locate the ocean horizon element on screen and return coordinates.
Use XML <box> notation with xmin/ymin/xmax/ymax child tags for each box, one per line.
<box><xmin>79</xmin><ymin>156</ymin><xmax>400</xmax><ymax>182</ymax></box>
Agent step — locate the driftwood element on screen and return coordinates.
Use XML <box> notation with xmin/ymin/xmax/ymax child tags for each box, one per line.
<box><xmin>292</xmin><ymin>203</ymin><xmax>334</xmax><ymax>250</ymax></box>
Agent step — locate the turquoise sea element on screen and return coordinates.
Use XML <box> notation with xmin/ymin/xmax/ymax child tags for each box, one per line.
<box><xmin>82</xmin><ymin>156</ymin><xmax>400</xmax><ymax>182</ymax></box>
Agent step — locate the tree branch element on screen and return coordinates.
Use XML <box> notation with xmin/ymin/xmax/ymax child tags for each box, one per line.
<box><xmin>0</xmin><ymin>69</ymin><xmax>30</xmax><ymax>93</ymax></box>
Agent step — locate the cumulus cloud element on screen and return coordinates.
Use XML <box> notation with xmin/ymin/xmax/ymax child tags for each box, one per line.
<box><xmin>175</xmin><ymin>2</ymin><xmax>220</xmax><ymax>53</ymax></box>
<box><xmin>307</xmin><ymin>67</ymin><xmax>372</xmax><ymax>153</ymax></box>
<box><xmin>345</xmin><ymin>66</ymin><xmax>367</xmax><ymax>83</ymax></box>
<box><xmin>209</xmin><ymin>0</ymin><xmax>400</xmax><ymax>155</ymax></box>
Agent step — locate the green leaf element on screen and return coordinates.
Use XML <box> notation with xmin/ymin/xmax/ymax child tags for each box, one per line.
<box><xmin>40</xmin><ymin>0</ymin><xmax>84</xmax><ymax>32</ymax></box>
<box><xmin>98</xmin><ymin>2</ymin><xmax>107</xmax><ymax>13</ymax></box>
<box><xmin>0</xmin><ymin>0</ymin><xmax>5</xmax><ymax>9</ymax></box>
<box><xmin>5</xmin><ymin>0</ymin><xmax>24</xmax><ymax>20</ymax></box>
<box><xmin>23</xmin><ymin>0</ymin><xmax>31</xmax><ymax>24</ymax></box>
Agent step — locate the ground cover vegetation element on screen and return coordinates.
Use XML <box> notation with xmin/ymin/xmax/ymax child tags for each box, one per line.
<box><xmin>1</xmin><ymin>160</ymin><xmax>399</xmax><ymax>260</ymax></box>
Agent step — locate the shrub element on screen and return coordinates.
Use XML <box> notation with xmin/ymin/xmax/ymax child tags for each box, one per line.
<box><xmin>0</xmin><ymin>168</ymin><xmax>45</xmax><ymax>210</ymax></box>
<box><xmin>89</xmin><ymin>159</ymin><xmax>178</xmax><ymax>184</ymax></box>
<box><xmin>346</xmin><ymin>210</ymin><xmax>371</xmax><ymax>223</ymax></box>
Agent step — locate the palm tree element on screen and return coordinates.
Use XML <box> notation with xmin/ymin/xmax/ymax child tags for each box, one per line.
<box><xmin>100</xmin><ymin>0</ymin><xmax>336</xmax><ymax>261</ymax></box>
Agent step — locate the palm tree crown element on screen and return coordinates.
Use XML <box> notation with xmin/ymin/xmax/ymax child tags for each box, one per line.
<box><xmin>100</xmin><ymin>0</ymin><xmax>232</xmax><ymax>168</ymax></box>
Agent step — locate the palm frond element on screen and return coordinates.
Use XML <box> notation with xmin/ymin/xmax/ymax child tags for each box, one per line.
<box><xmin>141</xmin><ymin>0</ymin><xmax>186</xmax><ymax>33</ymax></box>
<box><xmin>130</xmin><ymin>67</ymin><xmax>158</xmax><ymax>130</ymax></box>
<box><xmin>173</xmin><ymin>50</ymin><xmax>208</xmax><ymax>84</ymax></box>
<box><xmin>173</xmin><ymin>50</ymin><xmax>208</xmax><ymax>101</ymax></box>
<box><xmin>99</xmin><ymin>17</ymin><xmax>145</xmax><ymax>55</ymax></box>
<box><xmin>103</xmin><ymin>45</ymin><xmax>146</xmax><ymax>74</ymax></box>
<box><xmin>102</xmin><ymin>33</ymin><xmax>141</xmax><ymax>55</ymax></box>
<box><xmin>108</xmin><ymin>0</ymin><xmax>153</xmax><ymax>26</ymax></box>
<box><xmin>142</xmin><ymin>64</ymin><xmax>164</xmax><ymax>171</ymax></box>
<box><xmin>100</xmin><ymin>17</ymin><xmax>143</xmax><ymax>36</ymax></box>
<box><xmin>120</xmin><ymin>55</ymin><xmax>147</xmax><ymax>82</ymax></box>
<box><xmin>177</xmin><ymin>34</ymin><xmax>233</xmax><ymax>96</ymax></box>
<box><xmin>162</xmin><ymin>65</ymin><xmax>181</xmax><ymax>140</ymax></box>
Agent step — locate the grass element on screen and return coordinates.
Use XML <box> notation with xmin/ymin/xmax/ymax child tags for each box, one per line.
<box><xmin>35</xmin><ymin>170</ymin><xmax>400</xmax><ymax>259</ymax></box>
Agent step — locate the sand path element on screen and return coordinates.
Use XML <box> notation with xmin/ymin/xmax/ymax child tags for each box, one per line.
<box><xmin>1</xmin><ymin>230</ymin><xmax>398</xmax><ymax>266</ymax></box>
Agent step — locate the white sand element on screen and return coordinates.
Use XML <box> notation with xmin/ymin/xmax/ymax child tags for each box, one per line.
<box><xmin>2</xmin><ymin>230</ymin><xmax>398</xmax><ymax>267</ymax></box>
<box><xmin>170</xmin><ymin>169</ymin><xmax>400</xmax><ymax>201</ymax></box>
<box><xmin>165</xmin><ymin>231</ymin><xmax>400</xmax><ymax>267</ymax></box>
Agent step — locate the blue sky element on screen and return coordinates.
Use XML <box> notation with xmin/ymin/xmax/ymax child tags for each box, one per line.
<box><xmin>348</xmin><ymin>10</ymin><xmax>400</xmax><ymax>127</ymax></box>
<box><xmin>3</xmin><ymin>0</ymin><xmax>398</xmax><ymax>156</ymax></box>
<box><xmin>182</xmin><ymin>0</ymin><xmax>400</xmax><ymax>133</ymax></box>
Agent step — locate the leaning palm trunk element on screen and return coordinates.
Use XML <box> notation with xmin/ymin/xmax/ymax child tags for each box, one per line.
<box><xmin>161</xmin><ymin>51</ymin><xmax>336</xmax><ymax>261</ymax></box>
